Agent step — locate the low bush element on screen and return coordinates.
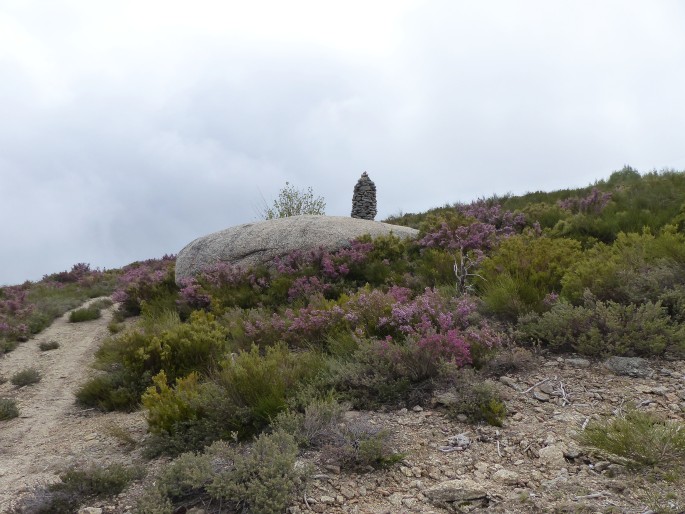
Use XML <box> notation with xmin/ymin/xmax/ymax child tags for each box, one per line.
<box><xmin>138</xmin><ymin>430</ymin><xmax>306</xmax><ymax>514</ymax></box>
<box><xmin>39</xmin><ymin>341</ymin><xmax>60</xmax><ymax>351</ymax></box>
<box><xmin>0</xmin><ymin>398</ymin><xmax>19</xmax><ymax>420</ymax></box>
<box><xmin>141</xmin><ymin>344</ymin><xmax>327</xmax><ymax>454</ymax></box>
<box><xmin>440</xmin><ymin>372</ymin><xmax>507</xmax><ymax>426</ymax></box>
<box><xmin>11</xmin><ymin>463</ymin><xmax>143</xmax><ymax>514</ymax></box>
<box><xmin>517</xmin><ymin>294</ymin><xmax>685</xmax><ymax>357</ymax></box>
<box><xmin>76</xmin><ymin>369</ymin><xmax>146</xmax><ymax>412</ymax></box>
<box><xmin>483</xmin><ymin>346</ymin><xmax>535</xmax><ymax>376</ymax></box>
<box><xmin>320</xmin><ymin>420</ymin><xmax>402</xmax><ymax>471</ymax></box>
<box><xmin>272</xmin><ymin>396</ymin><xmax>347</xmax><ymax>448</ymax></box>
<box><xmin>579</xmin><ymin>407</ymin><xmax>685</xmax><ymax>471</ymax></box>
<box><xmin>11</xmin><ymin>367</ymin><xmax>41</xmax><ymax>387</ymax></box>
<box><xmin>69</xmin><ymin>305</ymin><xmax>102</xmax><ymax>322</ymax></box>
<box><xmin>479</xmin><ymin>234</ymin><xmax>581</xmax><ymax>320</ymax></box>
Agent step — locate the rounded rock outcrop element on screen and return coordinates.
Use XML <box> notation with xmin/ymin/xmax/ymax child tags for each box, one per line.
<box><xmin>175</xmin><ymin>215</ymin><xmax>418</xmax><ymax>284</ymax></box>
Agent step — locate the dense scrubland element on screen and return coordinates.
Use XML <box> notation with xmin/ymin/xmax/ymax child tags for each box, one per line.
<box><xmin>3</xmin><ymin>166</ymin><xmax>685</xmax><ymax>513</ymax></box>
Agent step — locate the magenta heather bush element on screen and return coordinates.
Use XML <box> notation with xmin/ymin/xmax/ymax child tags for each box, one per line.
<box><xmin>287</xmin><ymin>276</ymin><xmax>331</xmax><ymax>302</ymax></box>
<box><xmin>112</xmin><ymin>255</ymin><xmax>176</xmax><ymax>314</ymax></box>
<box><xmin>457</xmin><ymin>201</ymin><xmax>527</xmax><ymax>233</ymax></box>
<box><xmin>421</xmin><ymin>202</ymin><xmax>527</xmax><ymax>254</ymax></box>
<box><xmin>238</xmin><ymin>285</ymin><xmax>501</xmax><ymax>365</ymax></box>
<box><xmin>177</xmin><ymin>278</ymin><xmax>212</xmax><ymax>310</ymax></box>
<box><xmin>557</xmin><ymin>188</ymin><xmax>612</xmax><ymax>215</ymax></box>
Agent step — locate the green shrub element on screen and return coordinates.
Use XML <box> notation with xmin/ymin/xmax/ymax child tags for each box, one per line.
<box><xmin>11</xmin><ymin>367</ymin><xmax>41</xmax><ymax>387</ymax></box>
<box><xmin>517</xmin><ymin>295</ymin><xmax>684</xmax><ymax>357</ymax></box>
<box><xmin>80</xmin><ymin>310</ymin><xmax>230</xmax><ymax>414</ymax></box>
<box><xmin>51</xmin><ymin>463</ymin><xmax>144</xmax><ymax>498</ymax></box>
<box><xmin>209</xmin><ymin>343</ymin><xmax>326</xmax><ymax>439</ymax></box>
<box><xmin>480</xmin><ymin>234</ymin><xmax>581</xmax><ymax>320</ymax></box>
<box><xmin>272</xmin><ymin>396</ymin><xmax>346</xmax><ymax>448</ymax></box>
<box><xmin>579</xmin><ymin>408</ymin><xmax>685</xmax><ymax>471</ymax></box>
<box><xmin>0</xmin><ymin>398</ymin><xmax>19</xmax><ymax>420</ymax></box>
<box><xmin>69</xmin><ymin>305</ymin><xmax>102</xmax><ymax>322</ymax></box>
<box><xmin>76</xmin><ymin>370</ymin><xmax>145</xmax><ymax>412</ymax></box>
<box><xmin>12</xmin><ymin>463</ymin><xmax>143</xmax><ymax>514</ymax></box>
<box><xmin>142</xmin><ymin>372</ymin><xmax>213</xmax><ymax>437</ymax></box>
<box><xmin>206</xmin><ymin>431</ymin><xmax>303</xmax><ymax>512</ymax></box>
<box><xmin>483</xmin><ymin>346</ymin><xmax>535</xmax><ymax>376</ymax></box>
<box><xmin>39</xmin><ymin>341</ymin><xmax>60</xmax><ymax>351</ymax></box>
<box><xmin>561</xmin><ymin>229</ymin><xmax>685</xmax><ymax>305</ymax></box>
<box><xmin>440</xmin><ymin>373</ymin><xmax>507</xmax><ymax>426</ymax></box>
<box><xmin>260</xmin><ymin>181</ymin><xmax>326</xmax><ymax>219</ymax></box>
<box><xmin>122</xmin><ymin>310</ymin><xmax>229</xmax><ymax>384</ymax></box>
<box><xmin>141</xmin><ymin>343</ymin><xmax>326</xmax><ymax>454</ymax></box>
<box><xmin>139</xmin><ymin>431</ymin><xmax>305</xmax><ymax>514</ymax></box>
<box><xmin>320</xmin><ymin>420</ymin><xmax>402</xmax><ymax>471</ymax></box>
<box><xmin>322</xmin><ymin>337</ymin><xmax>443</xmax><ymax>410</ymax></box>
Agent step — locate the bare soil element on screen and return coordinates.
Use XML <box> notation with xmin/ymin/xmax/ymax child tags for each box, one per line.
<box><xmin>1</xmin><ymin>300</ymin><xmax>684</xmax><ymax>513</ymax></box>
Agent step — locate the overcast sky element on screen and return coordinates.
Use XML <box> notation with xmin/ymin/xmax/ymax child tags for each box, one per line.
<box><xmin>2</xmin><ymin>1</ymin><xmax>684</xmax><ymax>285</ymax></box>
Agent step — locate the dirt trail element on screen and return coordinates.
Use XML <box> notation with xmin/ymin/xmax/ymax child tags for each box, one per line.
<box><xmin>0</xmin><ymin>299</ymin><xmax>145</xmax><ymax>511</ymax></box>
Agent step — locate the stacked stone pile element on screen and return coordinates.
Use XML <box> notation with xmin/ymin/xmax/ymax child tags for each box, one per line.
<box><xmin>351</xmin><ymin>172</ymin><xmax>377</xmax><ymax>220</ymax></box>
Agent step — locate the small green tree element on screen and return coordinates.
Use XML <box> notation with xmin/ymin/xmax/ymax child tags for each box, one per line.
<box><xmin>261</xmin><ymin>182</ymin><xmax>326</xmax><ymax>219</ymax></box>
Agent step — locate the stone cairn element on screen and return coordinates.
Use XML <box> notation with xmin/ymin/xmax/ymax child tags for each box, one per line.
<box><xmin>351</xmin><ymin>172</ymin><xmax>377</xmax><ymax>220</ymax></box>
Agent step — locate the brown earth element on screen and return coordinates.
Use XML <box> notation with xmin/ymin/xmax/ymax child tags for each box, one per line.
<box><xmin>1</xmin><ymin>300</ymin><xmax>684</xmax><ymax>513</ymax></box>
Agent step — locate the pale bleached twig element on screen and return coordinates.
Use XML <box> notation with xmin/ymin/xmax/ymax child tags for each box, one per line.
<box><xmin>522</xmin><ymin>378</ymin><xmax>550</xmax><ymax>394</ymax></box>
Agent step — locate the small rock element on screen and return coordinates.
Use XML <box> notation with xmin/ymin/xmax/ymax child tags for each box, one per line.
<box><xmin>412</xmin><ymin>405</ymin><xmax>424</xmax><ymax>412</ymax></box>
<box><xmin>533</xmin><ymin>391</ymin><xmax>550</xmax><ymax>402</ymax></box>
<box><xmin>512</xmin><ymin>412</ymin><xmax>524</xmax><ymax>421</ymax></box>
<box><xmin>593</xmin><ymin>461</ymin><xmax>611</xmax><ymax>472</ymax></box>
<box><xmin>500</xmin><ymin>376</ymin><xmax>521</xmax><ymax>391</ymax></box>
<box><xmin>456</xmin><ymin>414</ymin><xmax>468</xmax><ymax>422</ymax></box>
<box><xmin>320</xmin><ymin>495</ymin><xmax>336</xmax><ymax>504</ymax></box>
<box><xmin>604</xmin><ymin>356</ymin><xmax>652</xmax><ymax>377</ymax></box>
<box><xmin>650</xmin><ymin>386</ymin><xmax>669</xmax><ymax>396</ymax></box>
<box><xmin>388</xmin><ymin>493</ymin><xmax>403</xmax><ymax>507</ymax></box>
<box><xmin>324</xmin><ymin>464</ymin><xmax>341</xmax><ymax>474</ymax></box>
<box><xmin>187</xmin><ymin>509</ymin><xmax>206</xmax><ymax>514</ymax></box>
<box><xmin>565</xmin><ymin>358</ymin><xmax>591</xmax><ymax>368</ymax></box>
<box><xmin>340</xmin><ymin>486</ymin><xmax>356</xmax><ymax>499</ymax></box>
<box><xmin>677</xmin><ymin>390</ymin><xmax>685</xmax><ymax>401</ymax></box>
<box><xmin>538</xmin><ymin>445</ymin><xmax>566</xmax><ymax>467</ymax></box>
<box><xmin>492</xmin><ymin>469</ymin><xmax>519</xmax><ymax>485</ymax></box>
<box><xmin>424</xmin><ymin>479</ymin><xmax>488</xmax><ymax>504</ymax></box>
<box><xmin>78</xmin><ymin>509</ymin><xmax>103</xmax><ymax>514</ymax></box>
<box><xmin>539</xmin><ymin>382</ymin><xmax>555</xmax><ymax>395</ymax></box>
<box><xmin>563</xmin><ymin>445</ymin><xmax>582</xmax><ymax>459</ymax></box>
<box><xmin>475</xmin><ymin>461</ymin><xmax>489</xmax><ymax>473</ymax></box>
<box><xmin>606</xmin><ymin>463</ymin><xmax>626</xmax><ymax>477</ymax></box>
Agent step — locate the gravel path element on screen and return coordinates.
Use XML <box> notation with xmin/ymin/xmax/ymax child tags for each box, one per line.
<box><xmin>0</xmin><ymin>299</ymin><xmax>145</xmax><ymax>511</ymax></box>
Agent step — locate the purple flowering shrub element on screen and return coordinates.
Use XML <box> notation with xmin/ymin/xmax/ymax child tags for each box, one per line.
<box><xmin>0</xmin><ymin>286</ymin><xmax>32</xmax><ymax>344</ymax></box>
<box><xmin>418</xmin><ymin>203</ymin><xmax>528</xmax><ymax>294</ymax></box>
<box><xmin>233</xmin><ymin>285</ymin><xmax>501</xmax><ymax>367</ymax></box>
<box><xmin>1</xmin><ymin>264</ymin><xmax>117</xmax><ymax>348</ymax></box>
<box><xmin>113</xmin><ymin>255</ymin><xmax>177</xmax><ymax>316</ymax></box>
<box><xmin>557</xmin><ymin>188</ymin><xmax>612</xmax><ymax>215</ymax></box>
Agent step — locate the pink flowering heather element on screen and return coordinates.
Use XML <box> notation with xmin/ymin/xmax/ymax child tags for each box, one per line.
<box><xmin>112</xmin><ymin>255</ymin><xmax>175</xmax><ymax>306</ymax></box>
<box><xmin>287</xmin><ymin>276</ymin><xmax>331</xmax><ymax>302</ymax></box>
<box><xmin>457</xmin><ymin>201</ymin><xmax>527</xmax><ymax>233</ymax></box>
<box><xmin>416</xmin><ymin>329</ymin><xmax>472</xmax><ymax>367</ymax></box>
<box><xmin>557</xmin><ymin>188</ymin><xmax>612</xmax><ymax>215</ymax></box>
<box><xmin>177</xmin><ymin>277</ymin><xmax>212</xmax><ymax>310</ymax></box>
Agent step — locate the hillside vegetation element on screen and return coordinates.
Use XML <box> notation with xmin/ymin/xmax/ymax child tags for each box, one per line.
<box><xmin>3</xmin><ymin>166</ymin><xmax>685</xmax><ymax>513</ymax></box>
